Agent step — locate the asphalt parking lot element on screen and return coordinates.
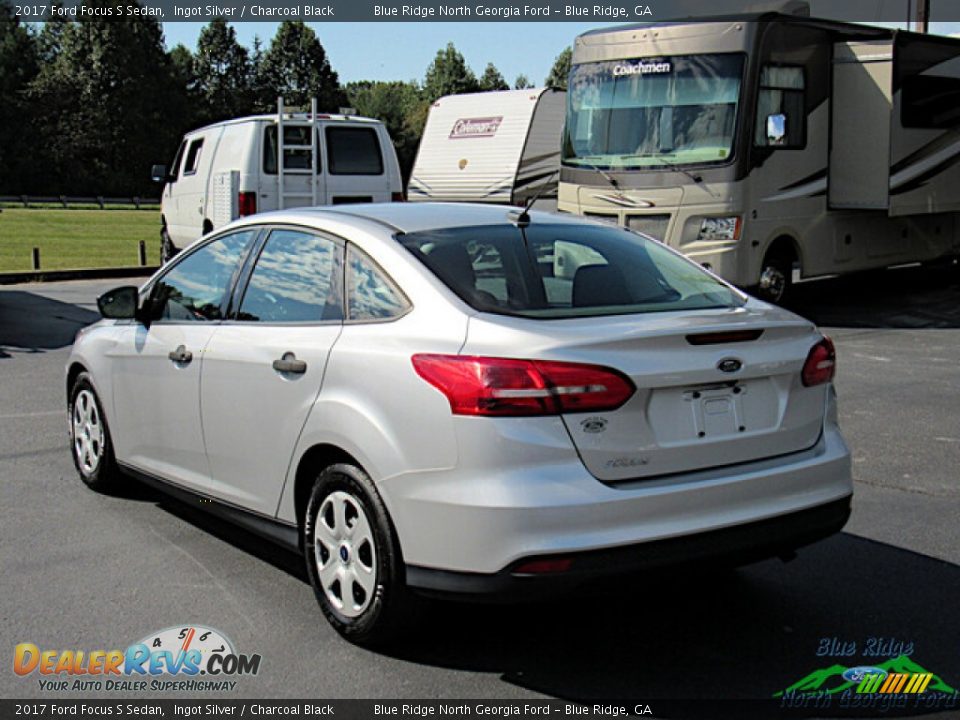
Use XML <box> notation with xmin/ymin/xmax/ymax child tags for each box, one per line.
<box><xmin>1</xmin><ymin>266</ymin><xmax>959</xmax><ymax>712</ymax></box>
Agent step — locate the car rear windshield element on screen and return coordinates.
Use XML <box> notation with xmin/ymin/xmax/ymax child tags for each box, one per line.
<box><xmin>398</xmin><ymin>222</ymin><xmax>744</xmax><ymax>318</ymax></box>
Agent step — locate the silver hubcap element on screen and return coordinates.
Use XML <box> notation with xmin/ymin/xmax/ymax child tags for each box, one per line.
<box><xmin>72</xmin><ymin>389</ymin><xmax>104</xmax><ymax>476</ymax></box>
<box><xmin>314</xmin><ymin>490</ymin><xmax>377</xmax><ymax>618</ymax></box>
<box><xmin>759</xmin><ymin>265</ymin><xmax>786</xmax><ymax>302</ymax></box>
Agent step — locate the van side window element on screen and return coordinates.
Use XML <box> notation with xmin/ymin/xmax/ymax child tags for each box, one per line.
<box><xmin>346</xmin><ymin>245</ymin><xmax>410</xmax><ymax>321</ymax></box>
<box><xmin>755</xmin><ymin>66</ymin><xmax>805</xmax><ymax>148</ymax></box>
<box><xmin>263</xmin><ymin>126</ymin><xmax>321</xmax><ymax>174</ymax></box>
<box><xmin>183</xmin><ymin>138</ymin><xmax>204</xmax><ymax>176</ymax></box>
<box><xmin>170</xmin><ymin>141</ymin><xmax>186</xmax><ymax>180</ymax></box>
<box><xmin>148</xmin><ymin>230</ymin><xmax>255</xmax><ymax>322</ymax></box>
<box><xmin>237</xmin><ymin>229</ymin><xmax>343</xmax><ymax>323</ymax></box>
<box><xmin>326</xmin><ymin>127</ymin><xmax>384</xmax><ymax>175</ymax></box>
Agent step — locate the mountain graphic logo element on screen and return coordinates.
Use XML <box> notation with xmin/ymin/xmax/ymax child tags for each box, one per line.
<box><xmin>774</xmin><ymin>655</ymin><xmax>957</xmax><ymax>698</ymax></box>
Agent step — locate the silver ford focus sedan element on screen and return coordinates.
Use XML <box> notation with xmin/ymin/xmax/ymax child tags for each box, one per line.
<box><xmin>67</xmin><ymin>203</ymin><xmax>851</xmax><ymax>644</ymax></box>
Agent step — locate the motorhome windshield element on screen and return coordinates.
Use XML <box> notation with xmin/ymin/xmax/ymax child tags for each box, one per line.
<box><xmin>563</xmin><ymin>54</ymin><xmax>746</xmax><ymax>171</ymax></box>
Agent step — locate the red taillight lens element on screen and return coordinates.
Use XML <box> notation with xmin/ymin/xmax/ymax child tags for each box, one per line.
<box><xmin>802</xmin><ymin>337</ymin><xmax>836</xmax><ymax>387</ymax></box>
<box><xmin>513</xmin><ymin>558</ymin><xmax>573</xmax><ymax>575</ymax></box>
<box><xmin>411</xmin><ymin>354</ymin><xmax>635</xmax><ymax>416</ymax></box>
<box><xmin>238</xmin><ymin>191</ymin><xmax>257</xmax><ymax>217</ymax></box>
<box><xmin>391</xmin><ymin>191</ymin><xmax>405</xmax><ymax>202</ymax></box>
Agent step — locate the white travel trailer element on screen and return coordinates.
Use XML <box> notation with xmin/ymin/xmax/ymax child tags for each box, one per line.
<box><xmin>153</xmin><ymin>100</ymin><xmax>403</xmax><ymax>261</ymax></box>
<box><xmin>560</xmin><ymin>9</ymin><xmax>960</xmax><ymax>301</ymax></box>
<box><xmin>408</xmin><ymin>88</ymin><xmax>566</xmax><ymax>207</ymax></box>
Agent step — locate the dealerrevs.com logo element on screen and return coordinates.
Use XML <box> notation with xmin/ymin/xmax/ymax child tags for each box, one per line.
<box><xmin>14</xmin><ymin>625</ymin><xmax>262</xmax><ymax>692</ymax></box>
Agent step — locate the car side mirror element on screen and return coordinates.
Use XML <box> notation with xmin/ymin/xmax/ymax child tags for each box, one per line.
<box><xmin>97</xmin><ymin>286</ymin><xmax>140</xmax><ymax>320</ymax></box>
<box><xmin>766</xmin><ymin>113</ymin><xmax>787</xmax><ymax>146</ymax></box>
<box><xmin>151</xmin><ymin>164</ymin><xmax>169</xmax><ymax>183</ymax></box>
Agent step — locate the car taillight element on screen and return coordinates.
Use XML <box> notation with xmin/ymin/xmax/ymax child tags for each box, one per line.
<box><xmin>411</xmin><ymin>354</ymin><xmax>635</xmax><ymax>416</ymax></box>
<box><xmin>391</xmin><ymin>191</ymin><xmax>405</xmax><ymax>202</ymax></box>
<box><xmin>238</xmin><ymin>191</ymin><xmax>257</xmax><ymax>217</ymax></box>
<box><xmin>802</xmin><ymin>337</ymin><xmax>836</xmax><ymax>387</ymax></box>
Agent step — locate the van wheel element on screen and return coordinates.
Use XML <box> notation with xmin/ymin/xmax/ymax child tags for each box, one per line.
<box><xmin>160</xmin><ymin>227</ymin><xmax>178</xmax><ymax>264</ymax></box>
<box><xmin>69</xmin><ymin>373</ymin><xmax>122</xmax><ymax>492</ymax></box>
<box><xmin>303</xmin><ymin>463</ymin><xmax>413</xmax><ymax>646</ymax></box>
<box><xmin>757</xmin><ymin>251</ymin><xmax>794</xmax><ymax>305</ymax></box>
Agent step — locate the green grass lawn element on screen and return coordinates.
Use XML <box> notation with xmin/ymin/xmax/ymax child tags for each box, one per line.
<box><xmin>0</xmin><ymin>208</ymin><xmax>160</xmax><ymax>272</ymax></box>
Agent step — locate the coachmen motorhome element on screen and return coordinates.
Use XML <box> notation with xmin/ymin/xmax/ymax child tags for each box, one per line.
<box><xmin>152</xmin><ymin>99</ymin><xmax>403</xmax><ymax>262</ymax></box>
<box><xmin>560</xmin><ymin>9</ymin><xmax>960</xmax><ymax>302</ymax></box>
<box><xmin>408</xmin><ymin>88</ymin><xmax>566</xmax><ymax>208</ymax></box>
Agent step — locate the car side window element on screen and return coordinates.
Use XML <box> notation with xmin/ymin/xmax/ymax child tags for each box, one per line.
<box><xmin>148</xmin><ymin>231</ymin><xmax>255</xmax><ymax>322</ymax></box>
<box><xmin>237</xmin><ymin>229</ymin><xmax>343</xmax><ymax>323</ymax></box>
<box><xmin>182</xmin><ymin>138</ymin><xmax>204</xmax><ymax>176</ymax></box>
<box><xmin>346</xmin><ymin>245</ymin><xmax>410</xmax><ymax>321</ymax></box>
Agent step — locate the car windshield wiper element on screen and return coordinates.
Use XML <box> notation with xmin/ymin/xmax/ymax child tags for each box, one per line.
<box><xmin>569</xmin><ymin>156</ymin><xmax>623</xmax><ymax>193</ymax></box>
<box><xmin>620</xmin><ymin>153</ymin><xmax>719</xmax><ymax>199</ymax></box>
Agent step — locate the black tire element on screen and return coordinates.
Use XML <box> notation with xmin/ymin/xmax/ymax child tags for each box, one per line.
<box><xmin>68</xmin><ymin>372</ymin><xmax>122</xmax><ymax>492</ymax></box>
<box><xmin>756</xmin><ymin>252</ymin><xmax>794</xmax><ymax>305</ymax></box>
<box><xmin>303</xmin><ymin>463</ymin><xmax>413</xmax><ymax>645</ymax></box>
<box><xmin>160</xmin><ymin>226</ymin><xmax>178</xmax><ymax>265</ymax></box>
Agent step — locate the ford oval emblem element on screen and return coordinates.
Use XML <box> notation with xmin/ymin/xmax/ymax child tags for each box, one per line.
<box><xmin>842</xmin><ymin>666</ymin><xmax>888</xmax><ymax>683</ymax></box>
<box><xmin>717</xmin><ymin>358</ymin><xmax>742</xmax><ymax>373</ymax></box>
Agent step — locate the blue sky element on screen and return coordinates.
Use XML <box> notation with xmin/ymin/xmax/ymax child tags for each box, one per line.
<box><xmin>161</xmin><ymin>21</ymin><xmax>960</xmax><ymax>87</ymax></box>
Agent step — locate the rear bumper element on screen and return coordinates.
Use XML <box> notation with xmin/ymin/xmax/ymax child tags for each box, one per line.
<box><xmin>406</xmin><ymin>493</ymin><xmax>851</xmax><ymax>599</ymax></box>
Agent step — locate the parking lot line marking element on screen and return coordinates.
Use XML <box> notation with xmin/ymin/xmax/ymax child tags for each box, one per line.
<box><xmin>0</xmin><ymin>410</ymin><xmax>62</xmax><ymax>419</ymax></box>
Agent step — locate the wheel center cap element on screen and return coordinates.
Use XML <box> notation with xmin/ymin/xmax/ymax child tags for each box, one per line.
<box><xmin>339</xmin><ymin>545</ymin><xmax>349</xmax><ymax>563</ymax></box>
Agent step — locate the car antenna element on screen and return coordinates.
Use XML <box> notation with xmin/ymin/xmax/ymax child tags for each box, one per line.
<box><xmin>508</xmin><ymin>170</ymin><xmax>561</xmax><ymax>229</ymax></box>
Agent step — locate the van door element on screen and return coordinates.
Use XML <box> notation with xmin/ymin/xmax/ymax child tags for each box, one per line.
<box><xmin>322</xmin><ymin>124</ymin><xmax>392</xmax><ymax>204</ymax></box>
<box><xmin>258</xmin><ymin>123</ymin><xmax>325</xmax><ymax>211</ymax></box>
<box><xmin>168</xmin><ymin>133</ymin><xmax>217</xmax><ymax>247</ymax></box>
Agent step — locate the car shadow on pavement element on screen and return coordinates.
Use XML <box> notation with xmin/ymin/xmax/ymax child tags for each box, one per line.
<box><xmin>786</xmin><ymin>263</ymin><xmax>960</xmax><ymax>329</ymax></box>
<box><xmin>142</xmin><ymin>486</ymin><xmax>960</xmax><ymax>718</ymax></box>
<box><xmin>0</xmin><ymin>290</ymin><xmax>99</xmax><ymax>356</ymax></box>
<box><xmin>381</xmin><ymin>533</ymin><xmax>960</xmax><ymax>717</ymax></box>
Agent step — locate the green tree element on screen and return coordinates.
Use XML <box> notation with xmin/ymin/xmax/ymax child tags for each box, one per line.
<box><xmin>346</xmin><ymin>80</ymin><xmax>425</xmax><ymax>181</ymax></box>
<box><xmin>545</xmin><ymin>47</ymin><xmax>572</xmax><ymax>89</ymax></box>
<box><xmin>514</xmin><ymin>73</ymin><xmax>533</xmax><ymax>90</ymax></box>
<box><xmin>0</xmin><ymin>0</ymin><xmax>39</xmax><ymax>192</ymax></box>
<box><xmin>478</xmin><ymin>62</ymin><xmax>508</xmax><ymax>91</ymax></box>
<box><xmin>254</xmin><ymin>22</ymin><xmax>345</xmax><ymax>112</ymax></box>
<box><xmin>423</xmin><ymin>42</ymin><xmax>478</xmax><ymax>101</ymax></box>
<box><xmin>27</xmin><ymin>0</ymin><xmax>189</xmax><ymax>195</ymax></box>
<box><xmin>194</xmin><ymin>20</ymin><xmax>252</xmax><ymax>122</ymax></box>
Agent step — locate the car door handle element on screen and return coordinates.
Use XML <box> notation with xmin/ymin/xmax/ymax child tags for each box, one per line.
<box><xmin>272</xmin><ymin>352</ymin><xmax>307</xmax><ymax>374</ymax></box>
<box><xmin>168</xmin><ymin>345</ymin><xmax>193</xmax><ymax>364</ymax></box>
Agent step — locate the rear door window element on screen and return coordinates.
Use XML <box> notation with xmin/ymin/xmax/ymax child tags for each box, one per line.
<box><xmin>325</xmin><ymin>127</ymin><xmax>384</xmax><ymax>175</ymax></box>
<box><xmin>399</xmin><ymin>223</ymin><xmax>744</xmax><ymax>318</ymax></box>
<box><xmin>236</xmin><ymin>229</ymin><xmax>343</xmax><ymax>323</ymax></box>
<box><xmin>263</xmin><ymin>126</ymin><xmax>321</xmax><ymax>174</ymax></box>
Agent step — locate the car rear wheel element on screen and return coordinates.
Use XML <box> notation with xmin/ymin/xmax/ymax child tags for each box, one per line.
<box><xmin>69</xmin><ymin>373</ymin><xmax>121</xmax><ymax>492</ymax></box>
<box><xmin>303</xmin><ymin>463</ymin><xmax>412</xmax><ymax>645</ymax></box>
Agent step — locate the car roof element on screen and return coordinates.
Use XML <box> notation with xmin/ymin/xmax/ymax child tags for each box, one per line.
<box><xmin>232</xmin><ymin>202</ymin><xmax>589</xmax><ymax>235</ymax></box>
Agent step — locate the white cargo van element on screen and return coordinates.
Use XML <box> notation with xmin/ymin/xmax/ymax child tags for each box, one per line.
<box><xmin>408</xmin><ymin>88</ymin><xmax>565</xmax><ymax>208</ymax></box>
<box><xmin>153</xmin><ymin>101</ymin><xmax>403</xmax><ymax>261</ymax></box>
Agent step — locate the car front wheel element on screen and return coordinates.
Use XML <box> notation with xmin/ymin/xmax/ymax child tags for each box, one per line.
<box><xmin>69</xmin><ymin>372</ymin><xmax>121</xmax><ymax>492</ymax></box>
<box><xmin>303</xmin><ymin>463</ymin><xmax>412</xmax><ymax>645</ymax></box>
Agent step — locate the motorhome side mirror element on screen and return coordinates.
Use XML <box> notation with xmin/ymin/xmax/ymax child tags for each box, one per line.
<box><xmin>97</xmin><ymin>286</ymin><xmax>139</xmax><ymax>320</ymax></box>
<box><xmin>766</xmin><ymin>114</ymin><xmax>787</xmax><ymax>146</ymax></box>
<box><xmin>150</xmin><ymin>164</ymin><xmax>168</xmax><ymax>183</ymax></box>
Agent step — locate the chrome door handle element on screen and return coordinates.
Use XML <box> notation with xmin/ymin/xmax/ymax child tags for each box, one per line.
<box><xmin>272</xmin><ymin>352</ymin><xmax>307</xmax><ymax>374</ymax></box>
<box><xmin>168</xmin><ymin>345</ymin><xmax>193</xmax><ymax>364</ymax></box>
